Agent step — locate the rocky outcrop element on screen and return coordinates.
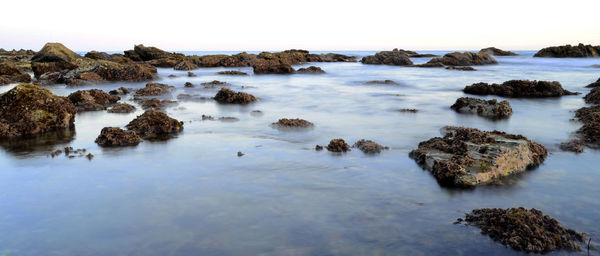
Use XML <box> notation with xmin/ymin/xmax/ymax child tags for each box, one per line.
<box><xmin>214</xmin><ymin>88</ymin><xmax>256</xmax><ymax>104</ymax></box>
<box><xmin>31</xmin><ymin>42</ymin><xmax>81</xmax><ymax>63</ymax></box>
<box><xmin>585</xmin><ymin>78</ymin><xmax>600</xmax><ymax>88</ymax></box>
<box><xmin>126</xmin><ymin>44</ymin><xmax>180</xmax><ymax>61</ymax></box>
<box><xmin>125</xmin><ymin>109</ymin><xmax>183</xmax><ymax>139</ymax></box>
<box><xmin>134</xmin><ymin>83</ymin><xmax>174</xmax><ymax>96</ymax></box>
<box><xmin>174</xmin><ymin>60</ymin><xmax>198</xmax><ymax>71</ymax></box>
<box><xmin>450</xmin><ymin>97</ymin><xmax>512</xmax><ymax>119</ymax></box>
<box><xmin>271</xmin><ymin>118</ymin><xmax>314</xmax><ymax>129</ymax></box>
<box><xmin>584</xmin><ymin>87</ymin><xmax>600</xmax><ymax>104</ymax></box>
<box><xmin>534</xmin><ymin>43</ymin><xmax>600</xmax><ymax>58</ymax></box>
<box><xmin>326</xmin><ymin>138</ymin><xmax>350</xmax><ymax>152</ymax></box>
<box><xmin>353</xmin><ymin>139</ymin><xmax>388</xmax><ymax>154</ymax></box>
<box><xmin>252</xmin><ymin>58</ymin><xmax>295</xmax><ymax>74</ymax></box>
<box><xmin>0</xmin><ymin>84</ymin><xmax>75</xmax><ymax>137</ymax></box>
<box><xmin>108</xmin><ymin>103</ymin><xmax>136</xmax><ymax>113</ymax></box>
<box><xmin>409</xmin><ymin>126</ymin><xmax>547</xmax><ymax>187</ymax></box>
<box><xmin>360</xmin><ymin>49</ymin><xmax>413</xmax><ymax>66</ymax></box>
<box><xmin>216</xmin><ymin>70</ymin><xmax>248</xmax><ymax>75</ymax></box>
<box><xmin>574</xmin><ymin>105</ymin><xmax>600</xmax><ymax>147</ymax></box>
<box><xmin>463</xmin><ymin>80</ymin><xmax>578</xmax><ymax>98</ymax></box>
<box><xmin>297</xmin><ymin>66</ymin><xmax>325</xmax><ymax>74</ymax></box>
<box><xmin>425</xmin><ymin>51</ymin><xmax>497</xmax><ymax>66</ymax></box>
<box><xmin>459</xmin><ymin>207</ymin><xmax>585</xmax><ymax>253</ymax></box>
<box><xmin>479</xmin><ymin>47</ymin><xmax>518</xmax><ymax>56</ymax></box>
<box><xmin>68</xmin><ymin>89</ymin><xmax>120</xmax><ymax>111</ymax></box>
<box><xmin>95</xmin><ymin>127</ymin><xmax>141</xmax><ymax>146</ymax></box>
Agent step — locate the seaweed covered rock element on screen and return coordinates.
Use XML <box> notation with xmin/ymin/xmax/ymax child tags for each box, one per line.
<box><xmin>360</xmin><ymin>49</ymin><xmax>413</xmax><ymax>66</ymax></box>
<box><xmin>271</xmin><ymin>118</ymin><xmax>314</xmax><ymax>129</ymax></box>
<box><xmin>68</xmin><ymin>89</ymin><xmax>120</xmax><ymax>111</ymax></box>
<box><xmin>409</xmin><ymin>126</ymin><xmax>547</xmax><ymax>187</ymax></box>
<box><xmin>108</xmin><ymin>103</ymin><xmax>136</xmax><ymax>113</ymax></box>
<box><xmin>461</xmin><ymin>207</ymin><xmax>585</xmax><ymax>253</ymax></box>
<box><xmin>95</xmin><ymin>127</ymin><xmax>141</xmax><ymax>147</ymax></box>
<box><xmin>297</xmin><ymin>66</ymin><xmax>325</xmax><ymax>74</ymax></box>
<box><xmin>134</xmin><ymin>82</ymin><xmax>174</xmax><ymax>96</ymax></box>
<box><xmin>214</xmin><ymin>88</ymin><xmax>256</xmax><ymax>104</ymax></box>
<box><xmin>586</xmin><ymin>78</ymin><xmax>600</xmax><ymax>88</ymax></box>
<box><xmin>464</xmin><ymin>80</ymin><xmax>578</xmax><ymax>98</ymax></box>
<box><xmin>327</xmin><ymin>138</ymin><xmax>350</xmax><ymax>153</ymax></box>
<box><xmin>584</xmin><ymin>87</ymin><xmax>600</xmax><ymax>104</ymax></box>
<box><xmin>125</xmin><ymin>109</ymin><xmax>183</xmax><ymax>139</ymax></box>
<box><xmin>425</xmin><ymin>52</ymin><xmax>497</xmax><ymax>66</ymax></box>
<box><xmin>534</xmin><ymin>43</ymin><xmax>600</xmax><ymax>58</ymax></box>
<box><xmin>353</xmin><ymin>139</ymin><xmax>388</xmax><ymax>154</ymax></box>
<box><xmin>216</xmin><ymin>70</ymin><xmax>248</xmax><ymax>75</ymax></box>
<box><xmin>479</xmin><ymin>47</ymin><xmax>518</xmax><ymax>56</ymax></box>
<box><xmin>31</xmin><ymin>42</ymin><xmax>81</xmax><ymax>63</ymax></box>
<box><xmin>450</xmin><ymin>97</ymin><xmax>512</xmax><ymax>119</ymax></box>
<box><xmin>174</xmin><ymin>60</ymin><xmax>198</xmax><ymax>71</ymax></box>
<box><xmin>252</xmin><ymin>58</ymin><xmax>295</xmax><ymax>74</ymax></box>
<box><xmin>573</xmin><ymin>105</ymin><xmax>600</xmax><ymax>148</ymax></box>
<box><xmin>0</xmin><ymin>84</ymin><xmax>76</xmax><ymax>137</ymax></box>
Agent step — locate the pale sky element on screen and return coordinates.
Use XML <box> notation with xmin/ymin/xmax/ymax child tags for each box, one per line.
<box><xmin>1</xmin><ymin>0</ymin><xmax>599</xmax><ymax>52</ymax></box>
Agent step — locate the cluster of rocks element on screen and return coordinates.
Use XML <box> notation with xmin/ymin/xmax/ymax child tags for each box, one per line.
<box><xmin>463</xmin><ymin>80</ymin><xmax>578</xmax><ymax>98</ymax></box>
<box><xmin>315</xmin><ymin>138</ymin><xmax>387</xmax><ymax>154</ymax></box>
<box><xmin>49</xmin><ymin>146</ymin><xmax>93</xmax><ymax>160</ymax></box>
<box><xmin>561</xmin><ymin>84</ymin><xmax>600</xmax><ymax>153</ymax></box>
<box><xmin>138</xmin><ymin>98</ymin><xmax>177</xmax><ymax>110</ymax></box>
<box><xmin>95</xmin><ymin>109</ymin><xmax>184</xmax><ymax>146</ymax></box>
<box><xmin>534</xmin><ymin>43</ymin><xmax>600</xmax><ymax>58</ymax></box>
<box><xmin>451</xmin><ymin>97</ymin><xmax>512</xmax><ymax>119</ymax></box>
<box><xmin>409</xmin><ymin>126</ymin><xmax>547</xmax><ymax>187</ymax></box>
<box><xmin>201</xmin><ymin>80</ymin><xmax>228</xmax><ymax>88</ymax></box>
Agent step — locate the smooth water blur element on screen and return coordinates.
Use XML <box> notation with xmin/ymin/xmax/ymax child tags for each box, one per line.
<box><xmin>0</xmin><ymin>51</ymin><xmax>599</xmax><ymax>256</ymax></box>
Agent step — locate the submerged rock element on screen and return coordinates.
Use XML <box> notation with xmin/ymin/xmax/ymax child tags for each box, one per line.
<box><xmin>353</xmin><ymin>139</ymin><xmax>388</xmax><ymax>154</ymax></box>
<box><xmin>463</xmin><ymin>80</ymin><xmax>578</xmax><ymax>98</ymax></box>
<box><xmin>585</xmin><ymin>78</ymin><xmax>600</xmax><ymax>88</ymax></box>
<box><xmin>95</xmin><ymin>127</ymin><xmax>141</xmax><ymax>147</ymax></box>
<box><xmin>559</xmin><ymin>140</ymin><xmax>584</xmax><ymax>153</ymax></box>
<box><xmin>450</xmin><ymin>97</ymin><xmax>512</xmax><ymax>119</ymax></box>
<box><xmin>446</xmin><ymin>66</ymin><xmax>476</xmax><ymax>71</ymax></box>
<box><xmin>214</xmin><ymin>88</ymin><xmax>257</xmax><ymax>104</ymax></box>
<box><xmin>68</xmin><ymin>89</ymin><xmax>120</xmax><ymax>111</ymax></box>
<box><xmin>107</xmin><ymin>103</ymin><xmax>136</xmax><ymax>113</ymax></box>
<box><xmin>398</xmin><ymin>108</ymin><xmax>418</xmax><ymax>113</ymax></box>
<box><xmin>297</xmin><ymin>66</ymin><xmax>325</xmax><ymax>74</ymax></box>
<box><xmin>461</xmin><ymin>207</ymin><xmax>585</xmax><ymax>253</ymax></box>
<box><xmin>125</xmin><ymin>109</ymin><xmax>183</xmax><ymax>139</ymax></box>
<box><xmin>138</xmin><ymin>98</ymin><xmax>177</xmax><ymax>110</ymax></box>
<box><xmin>184</xmin><ymin>82</ymin><xmax>195</xmax><ymax>88</ymax></box>
<box><xmin>216</xmin><ymin>70</ymin><xmax>248</xmax><ymax>75</ymax></box>
<box><xmin>584</xmin><ymin>87</ymin><xmax>600</xmax><ymax>104</ymax></box>
<box><xmin>271</xmin><ymin>118</ymin><xmax>314</xmax><ymax>129</ymax></box>
<box><xmin>409</xmin><ymin>126</ymin><xmax>547</xmax><ymax>187</ymax></box>
<box><xmin>360</xmin><ymin>49</ymin><xmax>413</xmax><ymax>66</ymax></box>
<box><xmin>0</xmin><ymin>84</ymin><xmax>76</xmax><ymax>137</ymax></box>
<box><xmin>479</xmin><ymin>47</ymin><xmax>518</xmax><ymax>56</ymax></box>
<box><xmin>365</xmin><ymin>80</ymin><xmax>398</xmax><ymax>85</ymax></box>
<box><xmin>201</xmin><ymin>80</ymin><xmax>228</xmax><ymax>88</ymax></box>
<box><xmin>109</xmin><ymin>87</ymin><xmax>129</xmax><ymax>95</ymax></box>
<box><xmin>534</xmin><ymin>43</ymin><xmax>600</xmax><ymax>58</ymax></box>
<box><xmin>326</xmin><ymin>138</ymin><xmax>350</xmax><ymax>153</ymax></box>
<box><xmin>425</xmin><ymin>52</ymin><xmax>497</xmax><ymax>66</ymax></box>
<box><xmin>134</xmin><ymin>82</ymin><xmax>175</xmax><ymax>96</ymax></box>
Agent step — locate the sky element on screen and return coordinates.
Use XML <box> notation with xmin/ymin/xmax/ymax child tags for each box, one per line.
<box><xmin>0</xmin><ymin>0</ymin><xmax>599</xmax><ymax>52</ymax></box>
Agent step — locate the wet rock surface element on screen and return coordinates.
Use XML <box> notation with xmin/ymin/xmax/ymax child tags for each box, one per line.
<box><xmin>216</xmin><ymin>70</ymin><xmax>248</xmax><ymax>75</ymax></box>
<box><xmin>459</xmin><ymin>207</ymin><xmax>585</xmax><ymax>253</ymax></box>
<box><xmin>463</xmin><ymin>80</ymin><xmax>578</xmax><ymax>98</ymax></box>
<box><xmin>68</xmin><ymin>89</ymin><xmax>120</xmax><ymax>111</ymax></box>
<box><xmin>214</xmin><ymin>88</ymin><xmax>257</xmax><ymax>104</ymax></box>
<box><xmin>326</xmin><ymin>138</ymin><xmax>350</xmax><ymax>153</ymax></box>
<box><xmin>425</xmin><ymin>52</ymin><xmax>497</xmax><ymax>66</ymax></box>
<box><xmin>134</xmin><ymin>83</ymin><xmax>175</xmax><ymax>96</ymax></box>
<box><xmin>409</xmin><ymin>126</ymin><xmax>547</xmax><ymax>187</ymax></box>
<box><xmin>534</xmin><ymin>43</ymin><xmax>600</xmax><ymax>58</ymax></box>
<box><xmin>450</xmin><ymin>97</ymin><xmax>512</xmax><ymax>119</ymax></box>
<box><xmin>479</xmin><ymin>47</ymin><xmax>518</xmax><ymax>56</ymax></box>
<box><xmin>353</xmin><ymin>139</ymin><xmax>388</xmax><ymax>154</ymax></box>
<box><xmin>584</xmin><ymin>87</ymin><xmax>600</xmax><ymax>104</ymax></box>
<box><xmin>296</xmin><ymin>66</ymin><xmax>325</xmax><ymax>74</ymax></box>
<box><xmin>95</xmin><ymin>127</ymin><xmax>141</xmax><ymax>147</ymax></box>
<box><xmin>585</xmin><ymin>78</ymin><xmax>600</xmax><ymax>88</ymax></box>
<box><xmin>107</xmin><ymin>103</ymin><xmax>136</xmax><ymax>113</ymax></box>
<box><xmin>271</xmin><ymin>118</ymin><xmax>314</xmax><ymax>129</ymax></box>
<box><xmin>0</xmin><ymin>84</ymin><xmax>76</xmax><ymax>137</ymax></box>
<box><xmin>360</xmin><ymin>49</ymin><xmax>413</xmax><ymax>66</ymax></box>
<box><xmin>125</xmin><ymin>109</ymin><xmax>183</xmax><ymax>139</ymax></box>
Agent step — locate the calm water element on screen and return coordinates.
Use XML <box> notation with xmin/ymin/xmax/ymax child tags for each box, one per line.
<box><xmin>0</xmin><ymin>51</ymin><xmax>599</xmax><ymax>256</ymax></box>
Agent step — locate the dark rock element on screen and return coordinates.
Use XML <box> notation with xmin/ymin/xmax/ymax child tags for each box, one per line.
<box><xmin>0</xmin><ymin>84</ymin><xmax>75</xmax><ymax>137</ymax></box>
<box><xmin>297</xmin><ymin>66</ymin><xmax>325</xmax><ymax>74</ymax></box>
<box><xmin>360</xmin><ymin>49</ymin><xmax>413</xmax><ymax>66</ymax></box>
<box><xmin>446</xmin><ymin>66</ymin><xmax>476</xmax><ymax>71</ymax></box>
<box><xmin>187</xmin><ymin>72</ymin><xmax>196</xmax><ymax>77</ymax></box>
<box><xmin>326</xmin><ymin>138</ymin><xmax>350</xmax><ymax>152</ymax></box>
<box><xmin>409</xmin><ymin>53</ymin><xmax>439</xmax><ymax>58</ymax></box>
<box><xmin>138</xmin><ymin>98</ymin><xmax>177</xmax><ymax>110</ymax></box>
<box><xmin>216</xmin><ymin>70</ymin><xmax>248</xmax><ymax>75</ymax></box>
<box><xmin>109</xmin><ymin>87</ymin><xmax>129</xmax><ymax>95</ymax></box>
<box><xmin>450</xmin><ymin>97</ymin><xmax>512</xmax><ymax>119</ymax></box>
<box><xmin>353</xmin><ymin>139</ymin><xmax>388</xmax><ymax>154</ymax></box>
<box><xmin>315</xmin><ymin>145</ymin><xmax>323</xmax><ymax>151</ymax></box>
<box><xmin>84</xmin><ymin>51</ymin><xmax>111</xmax><ymax>60</ymax></box>
<box><xmin>534</xmin><ymin>43</ymin><xmax>600</xmax><ymax>58</ymax></box>
<box><xmin>214</xmin><ymin>88</ymin><xmax>257</xmax><ymax>104</ymax></box>
<box><xmin>184</xmin><ymin>82</ymin><xmax>194</xmax><ymax>88</ymax></box>
<box><xmin>237</xmin><ymin>151</ymin><xmax>244</xmax><ymax>157</ymax></box>
<box><xmin>585</xmin><ymin>78</ymin><xmax>600</xmax><ymax>88</ymax></box>
<box><xmin>91</xmin><ymin>61</ymin><xmax>156</xmax><ymax>82</ymax></box>
<box><xmin>125</xmin><ymin>109</ymin><xmax>183</xmax><ymax>139</ymax></box>
<box><xmin>252</xmin><ymin>58</ymin><xmax>295</xmax><ymax>74</ymax></box>
<box><xmin>409</xmin><ymin>126</ymin><xmax>547</xmax><ymax>187</ymax></box>
<box><xmin>413</xmin><ymin>62</ymin><xmax>445</xmax><ymax>68</ymax></box>
<box><xmin>174</xmin><ymin>60</ymin><xmax>198</xmax><ymax>71</ymax></box>
<box><xmin>365</xmin><ymin>80</ymin><xmax>398</xmax><ymax>85</ymax></box>
<box><xmin>108</xmin><ymin>103</ymin><xmax>136</xmax><ymax>113</ymax></box>
<box><xmin>479</xmin><ymin>47</ymin><xmax>518</xmax><ymax>56</ymax></box>
<box><xmin>68</xmin><ymin>89</ymin><xmax>119</xmax><ymax>111</ymax></box>
<box><xmin>425</xmin><ymin>51</ymin><xmax>497</xmax><ymax>66</ymax></box>
<box><xmin>271</xmin><ymin>118</ymin><xmax>314</xmax><ymax>129</ymax></box>
<box><xmin>95</xmin><ymin>127</ymin><xmax>141</xmax><ymax>147</ymax></box>
<box><xmin>398</xmin><ymin>108</ymin><xmax>418</xmax><ymax>113</ymax></box>
<box><xmin>584</xmin><ymin>87</ymin><xmax>600</xmax><ymax>104</ymax></box>
<box><xmin>201</xmin><ymin>80</ymin><xmax>228</xmax><ymax>88</ymax></box>
<box><xmin>573</xmin><ymin>105</ymin><xmax>600</xmax><ymax>148</ymax></box>
<box><xmin>134</xmin><ymin>83</ymin><xmax>174</xmax><ymax>96</ymax></box>
<box><xmin>559</xmin><ymin>140</ymin><xmax>584</xmax><ymax>153</ymax></box>
<box><xmin>464</xmin><ymin>80</ymin><xmax>578</xmax><ymax>98</ymax></box>
<box><xmin>462</xmin><ymin>207</ymin><xmax>584</xmax><ymax>253</ymax></box>
<box><xmin>129</xmin><ymin>44</ymin><xmax>173</xmax><ymax>61</ymax></box>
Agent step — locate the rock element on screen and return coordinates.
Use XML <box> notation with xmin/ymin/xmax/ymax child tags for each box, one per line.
<box><xmin>93</xmin><ymin>61</ymin><xmax>156</xmax><ymax>81</ymax></box>
<box><xmin>360</xmin><ymin>49</ymin><xmax>413</xmax><ymax>66</ymax></box>
<box><xmin>297</xmin><ymin>66</ymin><xmax>325</xmax><ymax>74</ymax></box>
<box><xmin>353</xmin><ymin>139</ymin><xmax>388</xmax><ymax>154</ymax></box>
<box><xmin>184</xmin><ymin>82</ymin><xmax>194</xmax><ymax>88</ymax></box>
<box><xmin>426</xmin><ymin>52</ymin><xmax>497</xmax><ymax>66</ymax></box>
<box><xmin>409</xmin><ymin>126</ymin><xmax>547</xmax><ymax>187</ymax></box>
<box><xmin>327</xmin><ymin>138</ymin><xmax>350</xmax><ymax>153</ymax></box>
<box><xmin>271</xmin><ymin>118</ymin><xmax>314</xmax><ymax>129</ymax></box>
<box><xmin>147</xmin><ymin>58</ymin><xmax>181</xmax><ymax>68</ymax></box>
<box><xmin>214</xmin><ymin>88</ymin><xmax>257</xmax><ymax>104</ymax></box>
<box><xmin>252</xmin><ymin>58</ymin><xmax>295</xmax><ymax>74</ymax></box>
<box><xmin>129</xmin><ymin>44</ymin><xmax>173</xmax><ymax>61</ymax></box>
<box><xmin>187</xmin><ymin>72</ymin><xmax>196</xmax><ymax>77</ymax></box>
<box><xmin>559</xmin><ymin>140</ymin><xmax>584</xmax><ymax>153</ymax></box>
<box><xmin>450</xmin><ymin>97</ymin><xmax>512</xmax><ymax>119</ymax></box>
<box><xmin>463</xmin><ymin>80</ymin><xmax>578</xmax><ymax>98</ymax></box>
<box><xmin>201</xmin><ymin>80</ymin><xmax>228</xmax><ymax>88</ymax></box>
<box><xmin>479</xmin><ymin>47</ymin><xmax>518</xmax><ymax>56</ymax></box>
<box><xmin>250</xmin><ymin>110</ymin><xmax>263</xmax><ymax>117</ymax></box>
<box><xmin>585</xmin><ymin>78</ymin><xmax>600</xmax><ymax>88</ymax></box>
<box><xmin>413</xmin><ymin>62</ymin><xmax>445</xmax><ymax>68</ymax></box>
<box><xmin>0</xmin><ymin>84</ymin><xmax>76</xmax><ymax>137</ymax></box>
<box><xmin>216</xmin><ymin>70</ymin><xmax>248</xmax><ymax>75</ymax></box>
<box><xmin>0</xmin><ymin>49</ymin><xmax>36</xmax><ymax>56</ymax></box>
<box><xmin>134</xmin><ymin>83</ymin><xmax>174</xmax><ymax>96</ymax></box>
<box><xmin>125</xmin><ymin>109</ymin><xmax>183</xmax><ymax>139</ymax></box>
<box><xmin>461</xmin><ymin>207</ymin><xmax>584</xmax><ymax>253</ymax></box>
<box><xmin>446</xmin><ymin>66</ymin><xmax>476</xmax><ymax>71</ymax></box>
<box><xmin>584</xmin><ymin>87</ymin><xmax>600</xmax><ymax>104</ymax></box>
<box><xmin>398</xmin><ymin>108</ymin><xmax>418</xmax><ymax>113</ymax></box>
<box><xmin>138</xmin><ymin>98</ymin><xmax>177</xmax><ymax>110</ymax></box>
<box><xmin>177</xmin><ymin>94</ymin><xmax>209</xmax><ymax>102</ymax></box>
<box><xmin>108</xmin><ymin>103</ymin><xmax>136</xmax><ymax>113</ymax></box>
<box><xmin>534</xmin><ymin>43</ymin><xmax>600</xmax><ymax>57</ymax></box>
<box><xmin>573</xmin><ymin>105</ymin><xmax>600</xmax><ymax>148</ymax></box>
<box><xmin>168</xmin><ymin>74</ymin><xmax>177</xmax><ymax>78</ymax></box>
<box><xmin>409</xmin><ymin>53</ymin><xmax>439</xmax><ymax>58</ymax></box>
<box><xmin>0</xmin><ymin>64</ymin><xmax>31</xmax><ymax>85</ymax></box>
<box><xmin>109</xmin><ymin>87</ymin><xmax>129</xmax><ymax>95</ymax></box>
<box><xmin>95</xmin><ymin>127</ymin><xmax>141</xmax><ymax>147</ymax></box>
<box><xmin>68</xmin><ymin>89</ymin><xmax>120</xmax><ymax>111</ymax></box>
<box><xmin>84</xmin><ymin>51</ymin><xmax>111</xmax><ymax>60</ymax></box>
<box><xmin>31</xmin><ymin>42</ymin><xmax>81</xmax><ymax>63</ymax></box>
<box><xmin>365</xmin><ymin>80</ymin><xmax>398</xmax><ymax>85</ymax></box>
<box><xmin>237</xmin><ymin>151</ymin><xmax>244</xmax><ymax>157</ymax></box>
<box><xmin>315</xmin><ymin>145</ymin><xmax>323</xmax><ymax>151</ymax></box>
<box><xmin>174</xmin><ymin>60</ymin><xmax>199</xmax><ymax>71</ymax></box>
